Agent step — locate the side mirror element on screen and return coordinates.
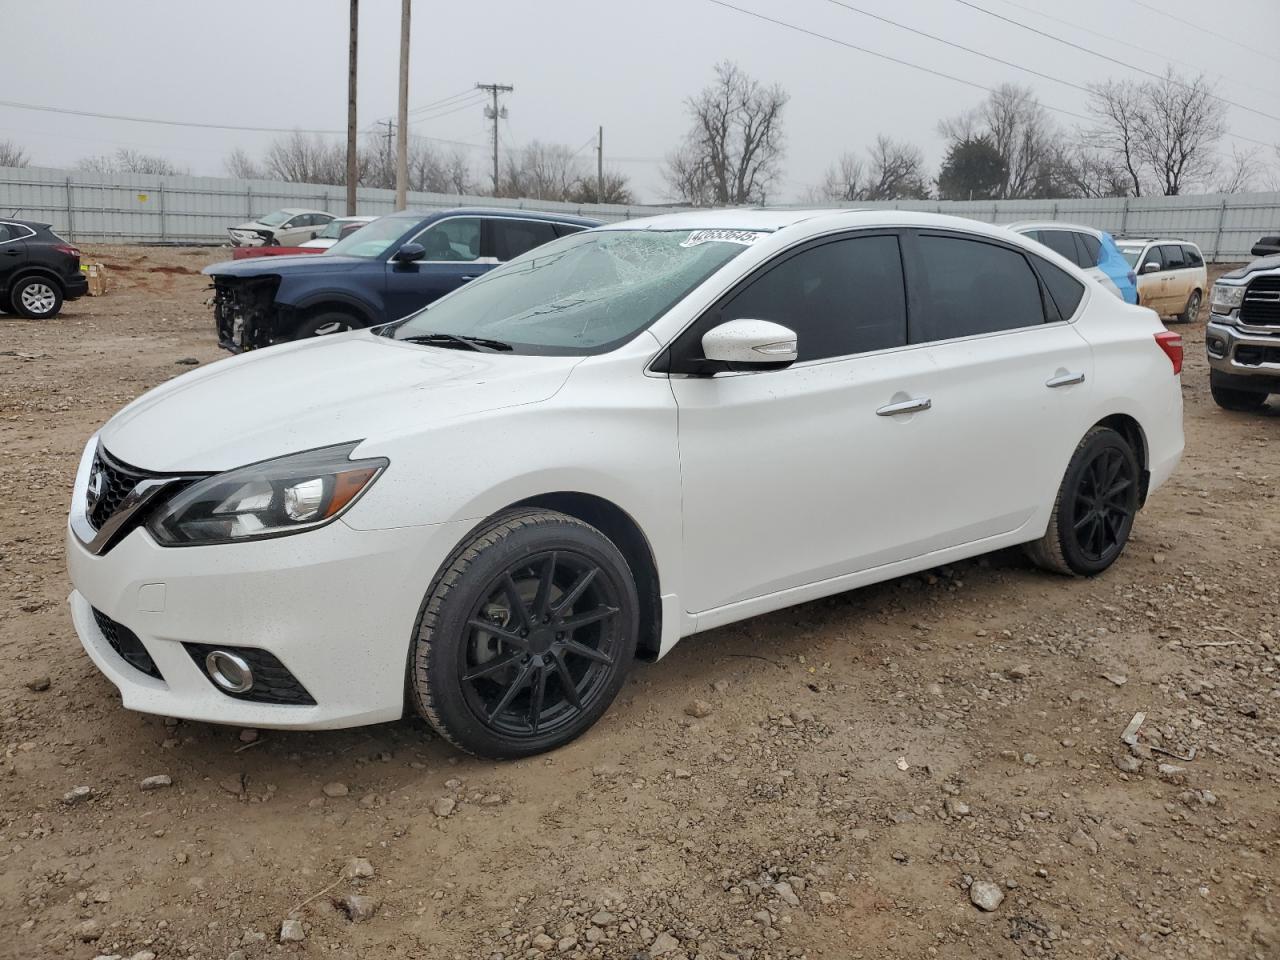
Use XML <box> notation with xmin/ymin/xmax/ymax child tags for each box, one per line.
<box><xmin>393</xmin><ymin>242</ymin><xmax>426</xmax><ymax>263</ymax></box>
<box><xmin>1141</xmin><ymin>260</ymin><xmax>1161</xmax><ymax>275</ymax></box>
<box><xmin>701</xmin><ymin>319</ymin><xmax>797</xmax><ymax>370</ymax></box>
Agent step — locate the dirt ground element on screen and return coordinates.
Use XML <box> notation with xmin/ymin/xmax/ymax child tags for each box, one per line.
<box><xmin>1</xmin><ymin>246</ymin><xmax>1277</xmax><ymax>960</ymax></box>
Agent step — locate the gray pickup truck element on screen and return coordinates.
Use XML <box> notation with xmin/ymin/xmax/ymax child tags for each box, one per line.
<box><xmin>1205</xmin><ymin>255</ymin><xmax>1280</xmax><ymax>411</ymax></box>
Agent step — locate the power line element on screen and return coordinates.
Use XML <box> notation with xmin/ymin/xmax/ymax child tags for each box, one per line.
<box><xmin>1124</xmin><ymin>0</ymin><xmax>1280</xmax><ymax>66</ymax></box>
<box><xmin>703</xmin><ymin>0</ymin><xmax>1090</xmax><ymax>118</ymax></box>
<box><xmin>406</xmin><ymin>94</ymin><xmax>486</xmax><ymax>125</ymax></box>
<box><xmin>405</xmin><ymin>87</ymin><xmax>482</xmax><ymax>118</ymax></box>
<box><xmin>949</xmin><ymin>0</ymin><xmax>1280</xmax><ymax>126</ymax></box>
<box><xmin>0</xmin><ymin>98</ymin><xmax>491</xmax><ymax>151</ymax></box>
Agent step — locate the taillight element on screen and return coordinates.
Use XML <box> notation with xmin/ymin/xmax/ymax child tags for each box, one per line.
<box><xmin>1154</xmin><ymin>330</ymin><xmax>1183</xmax><ymax>374</ymax></box>
<box><xmin>54</xmin><ymin>244</ymin><xmax>80</xmax><ymax>257</ymax></box>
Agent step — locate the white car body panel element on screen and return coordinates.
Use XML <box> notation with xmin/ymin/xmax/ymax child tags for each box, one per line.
<box><xmin>67</xmin><ymin>209</ymin><xmax>1184</xmax><ymax>729</ymax></box>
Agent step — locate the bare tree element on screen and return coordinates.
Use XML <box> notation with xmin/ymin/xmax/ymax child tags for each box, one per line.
<box><xmin>0</xmin><ymin>140</ymin><xmax>29</xmax><ymax>168</ymax></box>
<box><xmin>566</xmin><ymin>170</ymin><xmax>634</xmax><ymax>205</ymax></box>
<box><xmin>262</xmin><ymin>132</ymin><xmax>352</xmax><ymax>185</ymax></box>
<box><xmin>816</xmin><ymin>136</ymin><xmax>929</xmax><ymax>201</ymax></box>
<box><xmin>76</xmin><ymin>148</ymin><xmax>187</xmax><ymax>176</ymax></box>
<box><xmin>1086</xmin><ymin>79</ymin><xmax>1146</xmax><ymax>196</ymax></box>
<box><xmin>500</xmin><ymin>141</ymin><xmax>581</xmax><ymax>200</ymax></box>
<box><xmin>406</xmin><ymin>138</ymin><xmax>477</xmax><ymax>195</ymax></box>
<box><xmin>1087</xmin><ymin>70</ymin><xmax>1225</xmax><ymax>196</ymax></box>
<box><xmin>1054</xmin><ymin>145</ymin><xmax>1132</xmax><ymax>199</ymax></box>
<box><xmin>1215</xmin><ymin>145</ymin><xmax>1261</xmax><ymax>194</ymax></box>
<box><xmin>664</xmin><ymin>61</ymin><xmax>788</xmax><ymax>205</ymax></box>
<box><xmin>1134</xmin><ymin>70</ymin><xmax>1225</xmax><ymax>196</ymax></box>
<box><xmin>223</xmin><ymin>147</ymin><xmax>263</xmax><ymax>179</ymax></box>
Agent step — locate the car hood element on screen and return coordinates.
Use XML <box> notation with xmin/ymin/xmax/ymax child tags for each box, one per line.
<box><xmin>203</xmin><ymin>254</ymin><xmax>370</xmax><ymax>277</ymax></box>
<box><xmin>98</xmin><ymin>332</ymin><xmax>581</xmax><ymax>472</ymax></box>
<box><xmin>1221</xmin><ymin>254</ymin><xmax>1280</xmax><ymax>280</ymax></box>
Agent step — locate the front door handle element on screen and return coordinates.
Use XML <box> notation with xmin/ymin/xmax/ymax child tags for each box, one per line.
<box><xmin>1046</xmin><ymin>371</ymin><xmax>1086</xmax><ymax>388</ymax></box>
<box><xmin>460</xmin><ymin>275</ymin><xmax>478</xmax><ymax>282</ymax></box>
<box><xmin>876</xmin><ymin>397</ymin><xmax>932</xmax><ymax>417</ymax></box>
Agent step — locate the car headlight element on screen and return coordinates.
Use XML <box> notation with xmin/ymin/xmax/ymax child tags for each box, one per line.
<box><xmin>1210</xmin><ymin>283</ymin><xmax>1245</xmax><ymax>315</ymax></box>
<box><xmin>147</xmin><ymin>442</ymin><xmax>387</xmax><ymax>546</ymax></box>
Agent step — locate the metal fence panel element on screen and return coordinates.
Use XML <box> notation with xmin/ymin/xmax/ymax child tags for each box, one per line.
<box><xmin>3</xmin><ymin>164</ymin><xmax>1277</xmax><ymax>260</ymax></box>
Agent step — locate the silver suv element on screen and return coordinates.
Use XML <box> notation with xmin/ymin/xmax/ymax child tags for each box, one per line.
<box><xmin>1205</xmin><ymin>255</ymin><xmax>1280</xmax><ymax>411</ymax></box>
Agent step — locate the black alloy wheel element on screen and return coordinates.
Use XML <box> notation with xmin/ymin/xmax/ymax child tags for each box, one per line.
<box><xmin>460</xmin><ymin>549</ymin><xmax>622</xmax><ymax>738</ymax></box>
<box><xmin>1026</xmin><ymin>426</ymin><xmax>1140</xmax><ymax>576</ymax></box>
<box><xmin>409</xmin><ymin>509</ymin><xmax>638</xmax><ymax>758</ymax></box>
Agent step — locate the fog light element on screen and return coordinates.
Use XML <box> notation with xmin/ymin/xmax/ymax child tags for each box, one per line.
<box><xmin>205</xmin><ymin>650</ymin><xmax>253</xmax><ymax>693</ymax></box>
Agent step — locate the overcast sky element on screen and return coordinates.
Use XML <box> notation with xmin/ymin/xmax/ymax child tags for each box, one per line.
<box><xmin>4</xmin><ymin>0</ymin><xmax>1278</xmax><ymax>202</ymax></box>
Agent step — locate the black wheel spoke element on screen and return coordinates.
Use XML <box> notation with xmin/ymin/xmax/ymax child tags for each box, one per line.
<box><xmin>551</xmin><ymin>567</ymin><xmax>598</xmax><ymax>617</ymax></box>
<box><xmin>551</xmin><ymin>651</ymin><xmax>584</xmax><ymax>709</ymax></box>
<box><xmin>488</xmin><ymin>660</ymin><xmax>534</xmax><ymax>722</ymax></box>
<box><xmin>528</xmin><ymin>665</ymin><xmax>548</xmax><ymax>732</ymax></box>
<box><xmin>557</xmin><ymin>605</ymin><xmax>618</xmax><ymax>634</ymax></box>
<box><xmin>501</xmin><ymin>574</ymin><xmax>532</xmax><ymax>632</ymax></box>
<box><xmin>562</xmin><ymin>638</ymin><xmax>613</xmax><ymax>666</ymax></box>
<box><xmin>466</xmin><ymin>618</ymin><xmax>529</xmax><ymax>650</ymax></box>
<box><xmin>531</xmin><ymin>552</ymin><xmax>557</xmax><ymax>621</ymax></box>
<box><xmin>463</xmin><ymin>653</ymin><xmax>523</xmax><ymax>682</ymax></box>
<box><xmin>1073</xmin><ymin>512</ymin><xmax>1094</xmax><ymax>532</ymax></box>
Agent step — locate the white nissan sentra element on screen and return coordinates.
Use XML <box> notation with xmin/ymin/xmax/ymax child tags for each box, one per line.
<box><xmin>66</xmin><ymin>210</ymin><xmax>1184</xmax><ymax>758</ymax></box>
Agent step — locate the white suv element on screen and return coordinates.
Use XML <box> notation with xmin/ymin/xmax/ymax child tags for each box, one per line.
<box><xmin>66</xmin><ymin>211</ymin><xmax>1185</xmax><ymax>758</ymax></box>
<box><xmin>1116</xmin><ymin>238</ymin><xmax>1208</xmax><ymax>323</ymax></box>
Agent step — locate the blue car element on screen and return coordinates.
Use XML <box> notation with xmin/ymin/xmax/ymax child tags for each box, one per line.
<box><xmin>1010</xmin><ymin>222</ymin><xmax>1139</xmax><ymax>305</ymax></box>
<box><xmin>206</xmin><ymin>208</ymin><xmax>599</xmax><ymax>351</ymax></box>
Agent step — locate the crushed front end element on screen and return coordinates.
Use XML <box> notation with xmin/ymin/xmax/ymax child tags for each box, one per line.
<box><xmin>210</xmin><ymin>276</ymin><xmax>286</xmax><ymax>353</ymax></box>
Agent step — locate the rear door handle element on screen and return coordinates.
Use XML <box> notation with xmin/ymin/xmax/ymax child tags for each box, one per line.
<box><xmin>460</xmin><ymin>275</ymin><xmax>478</xmax><ymax>282</ymax></box>
<box><xmin>876</xmin><ymin>397</ymin><xmax>932</xmax><ymax>416</ymax></box>
<box><xmin>1046</xmin><ymin>371</ymin><xmax>1086</xmax><ymax>388</ymax></box>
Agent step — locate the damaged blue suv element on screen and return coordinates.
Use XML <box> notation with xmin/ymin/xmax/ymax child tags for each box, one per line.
<box><xmin>205</xmin><ymin>208</ymin><xmax>599</xmax><ymax>351</ymax></box>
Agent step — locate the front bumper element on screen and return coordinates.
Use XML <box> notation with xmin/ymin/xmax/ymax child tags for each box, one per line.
<box><xmin>66</xmin><ymin>509</ymin><xmax>475</xmax><ymax>731</ymax></box>
<box><xmin>1206</xmin><ymin>318</ymin><xmax>1280</xmax><ymax>389</ymax></box>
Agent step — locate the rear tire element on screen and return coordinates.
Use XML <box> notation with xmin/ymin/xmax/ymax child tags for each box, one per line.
<box><xmin>1178</xmin><ymin>289</ymin><xmax>1202</xmax><ymax>324</ymax></box>
<box><xmin>11</xmin><ymin>276</ymin><xmax>63</xmax><ymax>319</ymax></box>
<box><xmin>1210</xmin><ymin>379</ymin><xmax>1268</xmax><ymax>411</ymax></box>
<box><xmin>291</xmin><ymin>311</ymin><xmax>358</xmax><ymax>340</ymax></box>
<box><xmin>1025</xmin><ymin>427</ymin><xmax>1140</xmax><ymax>577</ymax></box>
<box><xmin>409</xmin><ymin>509</ymin><xmax>639</xmax><ymax>759</ymax></box>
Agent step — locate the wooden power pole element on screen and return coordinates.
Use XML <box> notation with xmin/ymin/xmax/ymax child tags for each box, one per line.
<box><xmin>476</xmin><ymin>82</ymin><xmax>513</xmax><ymax>195</ymax></box>
<box><xmin>345</xmin><ymin>0</ymin><xmax>358</xmax><ymax>216</ymax></box>
<box><xmin>395</xmin><ymin>0</ymin><xmax>410</xmax><ymax>210</ymax></box>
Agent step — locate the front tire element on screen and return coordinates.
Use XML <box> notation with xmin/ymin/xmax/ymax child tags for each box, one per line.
<box><xmin>1210</xmin><ymin>379</ymin><xmax>1268</xmax><ymax>411</ymax></box>
<box><xmin>409</xmin><ymin>509</ymin><xmax>639</xmax><ymax>759</ymax></box>
<box><xmin>1026</xmin><ymin>427</ymin><xmax>1140</xmax><ymax>577</ymax></box>
<box><xmin>11</xmin><ymin>276</ymin><xmax>63</xmax><ymax>319</ymax></box>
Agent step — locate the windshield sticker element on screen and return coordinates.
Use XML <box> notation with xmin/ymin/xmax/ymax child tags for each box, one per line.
<box><xmin>680</xmin><ymin>229</ymin><xmax>768</xmax><ymax>248</ymax></box>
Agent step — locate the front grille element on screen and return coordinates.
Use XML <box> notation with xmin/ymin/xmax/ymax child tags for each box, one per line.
<box><xmin>183</xmin><ymin>643</ymin><xmax>316</xmax><ymax>705</ymax></box>
<box><xmin>1241</xmin><ymin>276</ymin><xmax>1280</xmax><ymax>326</ymax></box>
<box><xmin>92</xmin><ymin>608</ymin><xmax>164</xmax><ymax>680</ymax></box>
<box><xmin>88</xmin><ymin>447</ymin><xmax>162</xmax><ymax>530</ymax></box>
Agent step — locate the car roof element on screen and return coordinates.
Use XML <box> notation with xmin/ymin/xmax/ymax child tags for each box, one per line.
<box><xmin>377</xmin><ymin>207</ymin><xmax>601</xmax><ymax>227</ymax></box>
<box><xmin>1117</xmin><ymin>237</ymin><xmax>1198</xmax><ymax>247</ymax></box>
<box><xmin>1006</xmin><ymin>221</ymin><xmax>1105</xmax><ymax>238</ymax></box>
<box><xmin>336</xmin><ymin>215</ymin><xmax>378</xmax><ymax>222</ymax></box>
<box><xmin>0</xmin><ymin>217</ymin><xmax>51</xmax><ymax>230</ymax></box>
<box><xmin>275</xmin><ymin>207</ymin><xmax>329</xmax><ymax>215</ymax></box>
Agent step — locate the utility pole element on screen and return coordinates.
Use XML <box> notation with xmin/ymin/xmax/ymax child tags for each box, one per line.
<box><xmin>378</xmin><ymin>119</ymin><xmax>394</xmax><ymax>187</ymax></box>
<box><xmin>345</xmin><ymin>0</ymin><xmax>358</xmax><ymax>215</ymax></box>
<box><xmin>395</xmin><ymin>0</ymin><xmax>410</xmax><ymax>210</ymax></box>
<box><xmin>596</xmin><ymin>126</ymin><xmax>604</xmax><ymax>202</ymax></box>
<box><xmin>476</xmin><ymin>82</ymin><xmax>512</xmax><ymax>195</ymax></box>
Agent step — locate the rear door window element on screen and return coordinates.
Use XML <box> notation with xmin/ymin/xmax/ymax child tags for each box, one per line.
<box><xmin>491</xmin><ymin>219</ymin><xmax>558</xmax><ymax>261</ymax></box>
<box><xmin>913</xmin><ymin>234</ymin><xmax>1048</xmax><ymax>342</ymax></box>
<box><xmin>0</xmin><ymin>224</ymin><xmax>10</xmax><ymax>243</ymax></box>
<box><xmin>717</xmin><ymin>234</ymin><xmax>907</xmax><ymax>362</ymax></box>
<box><xmin>553</xmin><ymin>223</ymin><xmax>589</xmax><ymax>239</ymax></box>
<box><xmin>1160</xmin><ymin>244</ymin><xmax>1186</xmax><ymax>270</ymax></box>
<box><xmin>1037</xmin><ymin>230</ymin><xmax>1084</xmax><ymax>266</ymax></box>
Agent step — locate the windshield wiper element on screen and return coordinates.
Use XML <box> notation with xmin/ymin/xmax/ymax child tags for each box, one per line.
<box><xmin>400</xmin><ymin>332</ymin><xmax>513</xmax><ymax>353</ymax></box>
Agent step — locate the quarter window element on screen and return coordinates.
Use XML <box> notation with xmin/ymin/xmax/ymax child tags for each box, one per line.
<box><xmin>1182</xmin><ymin>244</ymin><xmax>1203</xmax><ymax>267</ymax></box>
<box><xmin>1076</xmin><ymin>233</ymin><xmax>1102</xmax><ymax>267</ymax></box>
<box><xmin>718</xmin><ymin>235</ymin><xmax>907</xmax><ymax>362</ymax></box>
<box><xmin>1033</xmin><ymin>256</ymin><xmax>1085</xmax><ymax>320</ymax></box>
<box><xmin>492</xmin><ymin>219</ymin><xmax>558</xmax><ymax>261</ymax></box>
<box><xmin>913</xmin><ymin>235</ymin><xmax>1047</xmax><ymax>342</ymax></box>
<box><xmin>413</xmin><ymin>217</ymin><xmax>481</xmax><ymax>262</ymax></box>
